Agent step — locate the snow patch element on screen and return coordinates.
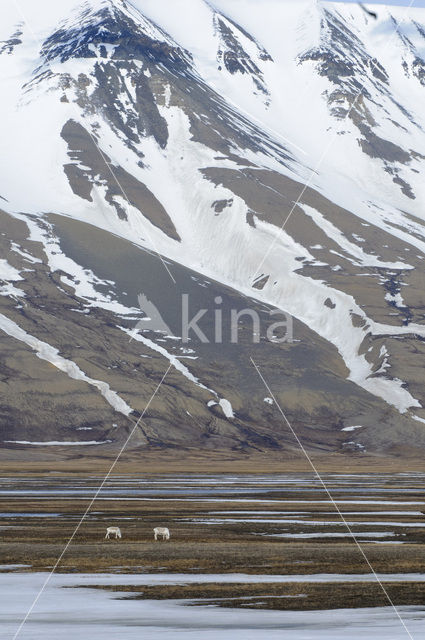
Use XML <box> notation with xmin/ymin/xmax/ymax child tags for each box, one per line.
<box><xmin>218</xmin><ymin>398</ymin><xmax>234</xmax><ymax>419</ymax></box>
<box><xmin>10</xmin><ymin>243</ymin><xmax>41</xmax><ymax>264</ymax></box>
<box><xmin>0</xmin><ymin>259</ymin><xmax>24</xmax><ymax>298</ymax></box>
<box><xmin>0</xmin><ymin>312</ymin><xmax>133</xmax><ymax>416</ymax></box>
<box><xmin>4</xmin><ymin>440</ymin><xmax>111</xmax><ymax>446</ymax></box>
<box><xmin>385</xmin><ymin>292</ymin><xmax>405</xmax><ymax>308</ymax></box>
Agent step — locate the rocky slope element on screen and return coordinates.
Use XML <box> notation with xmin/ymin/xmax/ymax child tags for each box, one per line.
<box><xmin>1</xmin><ymin>0</ymin><xmax>425</xmax><ymax>456</ymax></box>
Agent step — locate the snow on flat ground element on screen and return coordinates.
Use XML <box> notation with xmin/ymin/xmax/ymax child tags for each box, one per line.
<box><xmin>258</xmin><ymin>532</ymin><xmax>402</xmax><ymax>540</ymax></box>
<box><xmin>2</xmin><ymin>571</ymin><xmax>425</xmax><ymax>640</ymax></box>
<box><xmin>4</xmin><ymin>440</ymin><xmax>112</xmax><ymax>446</ymax></box>
<box><xmin>184</xmin><ymin>517</ymin><xmax>425</xmax><ymax>527</ymax></box>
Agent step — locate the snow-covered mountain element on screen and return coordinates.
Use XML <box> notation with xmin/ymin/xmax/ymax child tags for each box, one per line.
<box><xmin>1</xmin><ymin>0</ymin><xmax>425</xmax><ymax>456</ymax></box>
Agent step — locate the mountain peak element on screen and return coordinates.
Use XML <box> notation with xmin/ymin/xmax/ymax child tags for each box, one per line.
<box><xmin>39</xmin><ymin>0</ymin><xmax>192</xmax><ymax>68</ymax></box>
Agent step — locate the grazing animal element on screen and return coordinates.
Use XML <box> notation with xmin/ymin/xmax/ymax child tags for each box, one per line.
<box><xmin>154</xmin><ymin>526</ymin><xmax>170</xmax><ymax>541</ymax></box>
<box><xmin>105</xmin><ymin>526</ymin><xmax>122</xmax><ymax>539</ymax></box>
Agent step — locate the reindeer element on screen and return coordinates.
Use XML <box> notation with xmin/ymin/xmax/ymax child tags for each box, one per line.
<box><xmin>153</xmin><ymin>526</ymin><xmax>170</xmax><ymax>541</ymax></box>
<box><xmin>105</xmin><ymin>526</ymin><xmax>122</xmax><ymax>539</ymax></box>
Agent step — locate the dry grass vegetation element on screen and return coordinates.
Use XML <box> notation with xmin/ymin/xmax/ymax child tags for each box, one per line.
<box><xmin>1</xmin><ymin>470</ymin><xmax>425</xmax><ymax>611</ymax></box>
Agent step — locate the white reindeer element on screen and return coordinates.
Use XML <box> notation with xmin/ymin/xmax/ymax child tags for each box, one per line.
<box><xmin>105</xmin><ymin>526</ymin><xmax>122</xmax><ymax>539</ymax></box>
<box><xmin>154</xmin><ymin>526</ymin><xmax>170</xmax><ymax>541</ymax></box>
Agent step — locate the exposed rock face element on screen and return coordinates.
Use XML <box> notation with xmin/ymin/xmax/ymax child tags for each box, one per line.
<box><xmin>2</xmin><ymin>207</ymin><xmax>424</xmax><ymax>456</ymax></box>
<box><xmin>297</xmin><ymin>8</ymin><xmax>421</xmax><ymax>200</ymax></box>
<box><xmin>213</xmin><ymin>10</ymin><xmax>272</xmax><ymax>101</ymax></box>
<box><xmin>1</xmin><ymin>0</ymin><xmax>425</xmax><ymax>456</ymax></box>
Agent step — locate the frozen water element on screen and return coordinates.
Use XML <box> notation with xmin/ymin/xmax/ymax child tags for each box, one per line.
<box><xmin>2</xmin><ymin>572</ymin><xmax>424</xmax><ymax>640</ymax></box>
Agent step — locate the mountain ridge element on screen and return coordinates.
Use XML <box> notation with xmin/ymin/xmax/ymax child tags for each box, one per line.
<box><xmin>1</xmin><ymin>0</ymin><xmax>425</xmax><ymax>456</ymax></box>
